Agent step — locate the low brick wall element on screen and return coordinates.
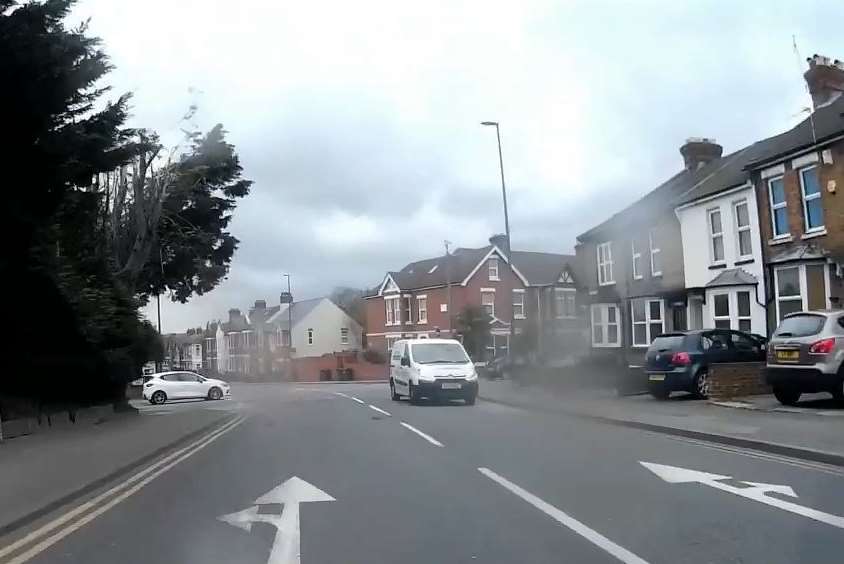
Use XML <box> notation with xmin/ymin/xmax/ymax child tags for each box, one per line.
<box><xmin>708</xmin><ymin>362</ymin><xmax>768</xmax><ymax>400</ymax></box>
<box><xmin>291</xmin><ymin>354</ymin><xmax>387</xmax><ymax>382</ymax></box>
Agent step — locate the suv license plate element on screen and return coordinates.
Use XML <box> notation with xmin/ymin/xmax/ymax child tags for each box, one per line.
<box><xmin>776</xmin><ymin>350</ymin><xmax>800</xmax><ymax>362</ymax></box>
<box><xmin>648</xmin><ymin>374</ymin><xmax>665</xmax><ymax>381</ymax></box>
<box><xmin>441</xmin><ymin>383</ymin><xmax>462</xmax><ymax>390</ymax></box>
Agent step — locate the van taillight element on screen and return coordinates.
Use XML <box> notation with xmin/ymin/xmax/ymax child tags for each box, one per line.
<box><xmin>671</xmin><ymin>352</ymin><xmax>691</xmax><ymax>366</ymax></box>
<box><xmin>809</xmin><ymin>338</ymin><xmax>835</xmax><ymax>354</ymax></box>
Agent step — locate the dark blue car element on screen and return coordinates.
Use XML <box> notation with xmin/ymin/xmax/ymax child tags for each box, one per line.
<box><xmin>645</xmin><ymin>329</ymin><xmax>766</xmax><ymax>399</ymax></box>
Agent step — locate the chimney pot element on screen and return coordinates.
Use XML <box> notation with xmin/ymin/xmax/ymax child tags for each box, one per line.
<box><xmin>680</xmin><ymin>138</ymin><xmax>723</xmax><ymax>172</ymax></box>
<box><xmin>489</xmin><ymin>233</ymin><xmax>510</xmax><ymax>257</ymax></box>
<box><xmin>804</xmin><ymin>53</ymin><xmax>844</xmax><ymax>110</ymax></box>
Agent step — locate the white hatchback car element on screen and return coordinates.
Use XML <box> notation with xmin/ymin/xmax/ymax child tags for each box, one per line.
<box><xmin>143</xmin><ymin>371</ymin><xmax>231</xmax><ymax>404</ymax></box>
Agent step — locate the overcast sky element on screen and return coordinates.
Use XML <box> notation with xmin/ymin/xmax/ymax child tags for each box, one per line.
<box><xmin>73</xmin><ymin>0</ymin><xmax>842</xmax><ymax>332</ymax></box>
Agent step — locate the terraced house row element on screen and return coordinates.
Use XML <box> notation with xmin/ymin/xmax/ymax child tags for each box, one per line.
<box><xmin>577</xmin><ymin>54</ymin><xmax>844</xmax><ymax>368</ymax></box>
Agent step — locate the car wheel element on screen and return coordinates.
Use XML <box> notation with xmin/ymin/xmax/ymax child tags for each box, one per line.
<box><xmin>390</xmin><ymin>379</ymin><xmax>400</xmax><ymax>401</ymax></box>
<box><xmin>465</xmin><ymin>393</ymin><xmax>476</xmax><ymax>406</ymax></box>
<box><xmin>409</xmin><ymin>382</ymin><xmax>422</xmax><ymax>405</ymax></box>
<box><xmin>150</xmin><ymin>391</ymin><xmax>167</xmax><ymax>405</ymax></box>
<box><xmin>649</xmin><ymin>383</ymin><xmax>670</xmax><ymax>400</ymax></box>
<box><xmin>773</xmin><ymin>386</ymin><xmax>801</xmax><ymax>406</ymax></box>
<box><xmin>207</xmin><ymin>387</ymin><xmax>223</xmax><ymax>401</ymax></box>
<box><xmin>693</xmin><ymin>370</ymin><xmax>710</xmax><ymax>399</ymax></box>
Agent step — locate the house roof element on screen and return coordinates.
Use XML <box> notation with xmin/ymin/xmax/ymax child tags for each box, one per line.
<box><xmin>266</xmin><ymin>297</ymin><xmax>325</xmax><ymax>328</ymax></box>
<box><xmin>371</xmin><ymin>246</ymin><xmax>573</xmax><ymax>294</ymax></box>
<box><xmin>767</xmin><ymin>243</ymin><xmax>829</xmax><ymax>265</ymax></box>
<box><xmin>705</xmin><ymin>268</ymin><xmax>758</xmax><ymax>288</ymax></box>
<box><xmin>578</xmin><ymin>96</ymin><xmax>844</xmax><ymax>240</ymax></box>
<box><xmin>509</xmin><ymin>250</ymin><xmax>575</xmax><ymax>286</ymax></box>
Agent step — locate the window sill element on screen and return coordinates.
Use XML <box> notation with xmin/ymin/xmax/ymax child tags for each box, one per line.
<box><xmin>708</xmin><ymin>263</ymin><xmax>727</xmax><ymax>270</ymax></box>
<box><xmin>651</xmin><ymin>273</ymin><xmax>663</xmax><ymax>277</ymax></box>
<box><xmin>768</xmin><ymin>235</ymin><xmax>793</xmax><ymax>246</ymax></box>
<box><xmin>514</xmin><ymin>315</ymin><xmax>527</xmax><ymax>320</ymax></box>
<box><xmin>633</xmin><ymin>275</ymin><xmax>644</xmax><ymax>281</ymax></box>
<box><xmin>416</xmin><ymin>321</ymin><xmax>428</xmax><ymax>325</ymax></box>
<box><xmin>734</xmin><ymin>258</ymin><xmax>755</xmax><ymax>266</ymax></box>
<box><xmin>598</xmin><ymin>281</ymin><xmax>616</xmax><ymax>287</ymax></box>
<box><xmin>802</xmin><ymin>229</ymin><xmax>827</xmax><ymax>240</ymax></box>
<box><xmin>631</xmin><ymin>344</ymin><xmax>649</xmax><ymax>349</ymax></box>
<box><xmin>591</xmin><ymin>343</ymin><xmax>622</xmax><ymax>348</ymax></box>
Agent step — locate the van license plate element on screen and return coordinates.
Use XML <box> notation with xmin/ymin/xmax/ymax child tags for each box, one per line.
<box><xmin>441</xmin><ymin>383</ymin><xmax>462</xmax><ymax>390</ymax></box>
<box><xmin>648</xmin><ymin>374</ymin><xmax>665</xmax><ymax>382</ymax></box>
<box><xmin>776</xmin><ymin>350</ymin><xmax>800</xmax><ymax>362</ymax></box>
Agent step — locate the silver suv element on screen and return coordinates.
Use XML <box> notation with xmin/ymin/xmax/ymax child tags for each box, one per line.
<box><xmin>766</xmin><ymin>310</ymin><xmax>844</xmax><ymax>405</ymax></box>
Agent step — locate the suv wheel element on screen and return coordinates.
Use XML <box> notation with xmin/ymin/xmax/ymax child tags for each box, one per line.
<box><xmin>773</xmin><ymin>386</ymin><xmax>801</xmax><ymax>406</ymax></box>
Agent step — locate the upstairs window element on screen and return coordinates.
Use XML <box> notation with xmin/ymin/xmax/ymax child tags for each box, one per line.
<box><xmin>734</xmin><ymin>200</ymin><xmax>752</xmax><ymax>259</ymax></box>
<box><xmin>649</xmin><ymin>229</ymin><xmax>662</xmax><ymax>276</ymax></box>
<box><xmin>340</xmin><ymin>327</ymin><xmax>349</xmax><ymax>345</ymax></box>
<box><xmin>799</xmin><ymin>166</ymin><xmax>824</xmax><ymax>232</ymax></box>
<box><xmin>481</xmin><ymin>291</ymin><xmax>495</xmax><ymax>318</ymax></box>
<box><xmin>403</xmin><ymin>297</ymin><xmax>412</xmax><ymax>324</ymax></box>
<box><xmin>768</xmin><ymin>176</ymin><xmax>789</xmax><ymax>238</ymax></box>
<box><xmin>708</xmin><ymin>208</ymin><xmax>724</xmax><ymax>263</ymax></box>
<box><xmin>631</xmin><ymin>240</ymin><xmax>642</xmax><ymax>280</ymax></box>
<box><xmin>307</xmin><ymin>328</ymin><xmax>314</xmax><ymax>345</ymax></box>
<box><xmin>488</xmin><ymin>257</ymin><xmax>499</xmax><ymax>281</ymax></box>
<box><xmin>597</xmin><ymin>242</ymin><xmax>614</xmax><ymax>285</ymax></box>
<box><xmin>512</xmin><ymin>290</ymin><xmax>525</xmax><ymax>319</ymax></box>
<box><xmin>417</xmin><ymin>297</ymin><xmax>428</xmax><ymax>323</ymax></box>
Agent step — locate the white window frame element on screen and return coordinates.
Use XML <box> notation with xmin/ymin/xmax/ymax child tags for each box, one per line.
<box><xmin>555</xmin><ymin>288</ymin><xmax>577</xmax><ymax>319</ymax></box>
<box><xmin>631</xmin><ymin>240</ymin><xmax>642</xmax><ymax>280</ymax></box>
<box><xmin>385</xmin><ymin>296</ymin><xmax>400</xmax><ymax>326</ymax></box>
<box><xmin>417</xmin><ymin>296</ymin><xmax>428</xmax><ymax>324</ymax></box>
<box><xmin>799</xmin><ymin>165</ymin><xmax>824</xmax><ymax>233</ymax></box>
<box><xmin>707</xmin><ymin>207</ymin><xmax>725</xmax><ymax>265</ymax></box>
<box><xmin>774</xmin><ymin>265</ymin><xmax>806</xmax><ymax>322</ymax></box>
<box><xmin>481</xmin><ymin>291</ymin><xmax>495</xmax><ymax>318</ymax></box>
<box><xmin>597</xmin><ymin>242</ymin><xmax>614</xmax><ymax>286</ymax></box>
<box><xmin>340</xmin><ymin>327</ymin><xmax>349</xmax><ymax>345</ymax></box>
<box><xmin>591</xmin><ymin>303</ymin><xmax>621</xmax><ymax>348</ymax></box>
<box><xmin>711</xmin><ymin>292</ymin><xmax>731</xmax><ymax>330</ymax></box>
<box><xmin>307</xmin><ymin>328</ymin><xmax>314</xmax><ymax>345</ymax></box>
<box><xmin>733</xmin><ymin>199</ymin><xmax>752</xmax><ymax>259</ymax></box>
<box><xmin>736</xmin><ymin>291</ymin><xmax>752</xmax><ymax>333</ymax></box>
<box><xmin>402</xmin><ymin>296</ymin><xmax>412</xmax><ymax>324</ymax></box>
<box><xmin>512</xmin><ymin>289</ymin><xmax>525</xmax><ymax>319</ymax></box>
<box><xmin>631</xmin><ymin>298</ymin><xmax>664</xmax><ymax>348</ymax></box>
<box><xmin>768</xmin><ymin>175</ymin><xmax>789</xmax><ymax>238</ymax></box>
<box><xmin>649</xmin><ymin>229</ymin><xmax>662</xmax><ymax>276</ymax></box>
<box><xmin>488</xmin><ymin>257</ymin><xmax>500</xmax><ymax>281</ymax></box>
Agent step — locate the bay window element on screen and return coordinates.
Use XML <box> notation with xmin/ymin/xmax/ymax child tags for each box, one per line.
<box><xmin>712</xmin><ymin>294</ymin><xmax>731</xmax><ymax>329</ymax></box>
<box><xmin>591</xmin><ymin>303</ymin><xmax>620</xmax><ymax>347</ymax></box>
<box><xmin>631</xmin><ymin>298</ymin><xmax>664</xmax><ymax>347</ymax></box>
<box><xmin>799</xmin><ymin>166</ymin><xmax>824</xmax><ymax>232</ymax></box>
<box><xmin>737</xmin><ymin>291</ymin><xmax>752</xmax><ymax>332</ymax></box>
<box><xmin>710</xmin><ymin>290</ymin><xmax>755</xmax><ymax>332</ymax></box>
<box><xmin>775</xmin><ymin>266</ymin><xmax>802</xmax><ymax>321</ymax></box>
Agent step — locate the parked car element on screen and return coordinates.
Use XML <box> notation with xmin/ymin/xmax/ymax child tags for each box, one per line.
<box><xmin>645</xmin><ymin>329</ymin><xmax>765</xmax><ymax>400</ymax></box>
<box><xmin>765</xmin><ymin>310</ymin><xmax>844</xmax><ymax>406</ymax></box>
<box><xmin>389</xmin><ymin>338</ymin><xmax>478</xmax><ymax>405</ymax></box>
<box><xmin>143</xmin><ymin>371</ymin><xmax>231</xmax><ymax>405</ymax></box>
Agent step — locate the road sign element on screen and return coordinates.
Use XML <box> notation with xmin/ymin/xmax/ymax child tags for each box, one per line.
<box><xmin>641</xmin><ymin>461</ymin><xmax>844</xmax><ymax>530</ymax></box>
<box><xmin>218</xmin><ymin>477</ymin><xmax>335</xmax><ymax>564</ymax></box>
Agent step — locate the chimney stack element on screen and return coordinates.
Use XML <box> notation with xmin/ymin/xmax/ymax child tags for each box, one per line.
<box><xmin>680</xmin><ymin>138</ymin><xmax>723</xmax><ymax>172</ymax></box>
<box><xmin>804</xmin><ymin>54</ymin><xmax>844</xmax><ymax>110</ymax></box>
<box><xmin>489</xmin><ymin>233</ymin><xmax>510</xmax><ymax>258</ymax></box>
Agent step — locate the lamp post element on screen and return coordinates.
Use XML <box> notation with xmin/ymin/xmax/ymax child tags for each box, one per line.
<box><xmin>481</xmin><ymin>121</ymin><xmax>514</xmax><ymax>356</ymax></box>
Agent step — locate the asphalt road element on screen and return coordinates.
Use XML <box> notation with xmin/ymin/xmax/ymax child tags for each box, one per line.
<box><xmin>5</xmin><ymin>382</ymin><xmax>844</xmax><ymax>564</ymax></box>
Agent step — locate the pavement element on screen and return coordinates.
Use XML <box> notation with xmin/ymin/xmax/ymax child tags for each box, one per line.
<box><xmin>2</xmin><ymin>381</ymin><xmax>844</xmax><ymax>564</ymax></box>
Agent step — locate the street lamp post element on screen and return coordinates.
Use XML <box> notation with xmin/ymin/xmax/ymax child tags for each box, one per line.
<box><xmin>481</xmin><ymin>121</ymin><xmax>514</xmax><ymax>356</ymax></box>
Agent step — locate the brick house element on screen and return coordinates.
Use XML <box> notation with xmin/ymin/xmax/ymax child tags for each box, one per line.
<box><xmin>364</xmin><ymin>235</ymin><xmax>584</xmax><ymax>361</ymax></box>
<box><xmin>746</xmin><ymin>55</ymin><xmax>844</xmax><ymax>330</ymax></box>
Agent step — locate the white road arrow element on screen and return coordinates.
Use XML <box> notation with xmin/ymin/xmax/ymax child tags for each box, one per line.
<box><xmin>218</xmin><ymin>477</ymin><xmax>335</xmax><ymax>564</ymax></box>
<box><xmin>641</xmin><ymin>462</ymin><xmax>844</xmax><ymax>529</ymax></box>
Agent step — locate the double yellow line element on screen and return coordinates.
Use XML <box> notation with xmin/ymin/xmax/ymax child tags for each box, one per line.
<box><xmin>0</xmin><ymin>415</ymin><xmax>246</xmax><ymax>564</ymax></box>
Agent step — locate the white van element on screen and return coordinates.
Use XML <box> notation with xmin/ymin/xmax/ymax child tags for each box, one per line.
<box><xmin>389</xmin><ymin>338</ymin><xmax>478</xmax><ymax>405</ymax></box>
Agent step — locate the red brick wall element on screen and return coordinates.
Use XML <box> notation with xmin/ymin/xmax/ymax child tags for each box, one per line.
<box><xmin>708</xmin><ymin>362</ymin><xmax>768</xmax><ymax>400</ymax></box>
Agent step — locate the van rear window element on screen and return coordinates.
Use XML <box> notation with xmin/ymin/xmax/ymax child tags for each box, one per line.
<box><xmin>774</xmin><ymin>315</ymin><xmax>826</xmax><ymax>338</ymax></box>
<box><xmin>648</xmin><ymin>335</ymin><xmax>685</xmax><ymax>351</ymax></box>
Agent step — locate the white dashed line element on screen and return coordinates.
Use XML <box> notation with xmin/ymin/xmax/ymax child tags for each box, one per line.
<box><xmin>368</xmin><ymin>405</ymin><xmax>392</xmax><ymax>417</ymax></box>
<box><xmin>333</xmin><ymin>392</ymin><xmax>351</xmax><ymax>399</ymax></box>
<box><xmin>478</xmin><ymin>467</ymin><xmax>650</xmax><ymax>564</ymax></box>
<box><xmin>350</xmin><ymin>396</ymin><xmax>366</xmax><ymax>405</ymax></box>
<box><xmin>400</xmin><ymin>422</ymin><xmax>444</xmax><ymax>447</ymax></box>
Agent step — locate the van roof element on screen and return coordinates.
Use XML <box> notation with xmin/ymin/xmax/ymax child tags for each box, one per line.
<box><xmin>396</xmin><ymin>338</ymin><xmax>462</xmax><ymax>345</ymax></box>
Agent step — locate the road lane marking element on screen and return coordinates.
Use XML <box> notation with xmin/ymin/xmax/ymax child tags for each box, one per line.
<box><xmin>333</xmin><ymin>392</ymin><xmax>351</xmax><ymax>399</ymax></box>
<box><xmin>368</xmin><ymin>405</ymin><xmax>391</xmax><ymax>417</ymax></box>
<box><xmin>1</xmin><ymin>416</ymin><xmax>246</xmax><ymax>563</ymax></box>
<box><xmin>478</xmin><ymin>467</ymin><xmax>650</xmax><ymax>564</ymax></box>
<box><xmin>399</xmin><ymin>422</ymin><xmax>444</xmax><ymax>447</ymax></box>
<box><xmin>350</xmin><ymin>396</ymin><xmax>366</xmax><ymax>405</ymax></box>
<box><xmin>641</xmin><ymin>461</ymin><xmax>844</xmax><ymax>530</ymax></box>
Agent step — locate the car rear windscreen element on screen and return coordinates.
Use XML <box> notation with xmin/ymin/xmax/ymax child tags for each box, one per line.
<box><xmin>774</xmin><ymin>315</ymin><xmax>826</xmax><ymax>337</ymax></box>
<box><xmin>649</xmin><ymin>335</ymin><xmax>685</xmax><ymax>351</ymax></box>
